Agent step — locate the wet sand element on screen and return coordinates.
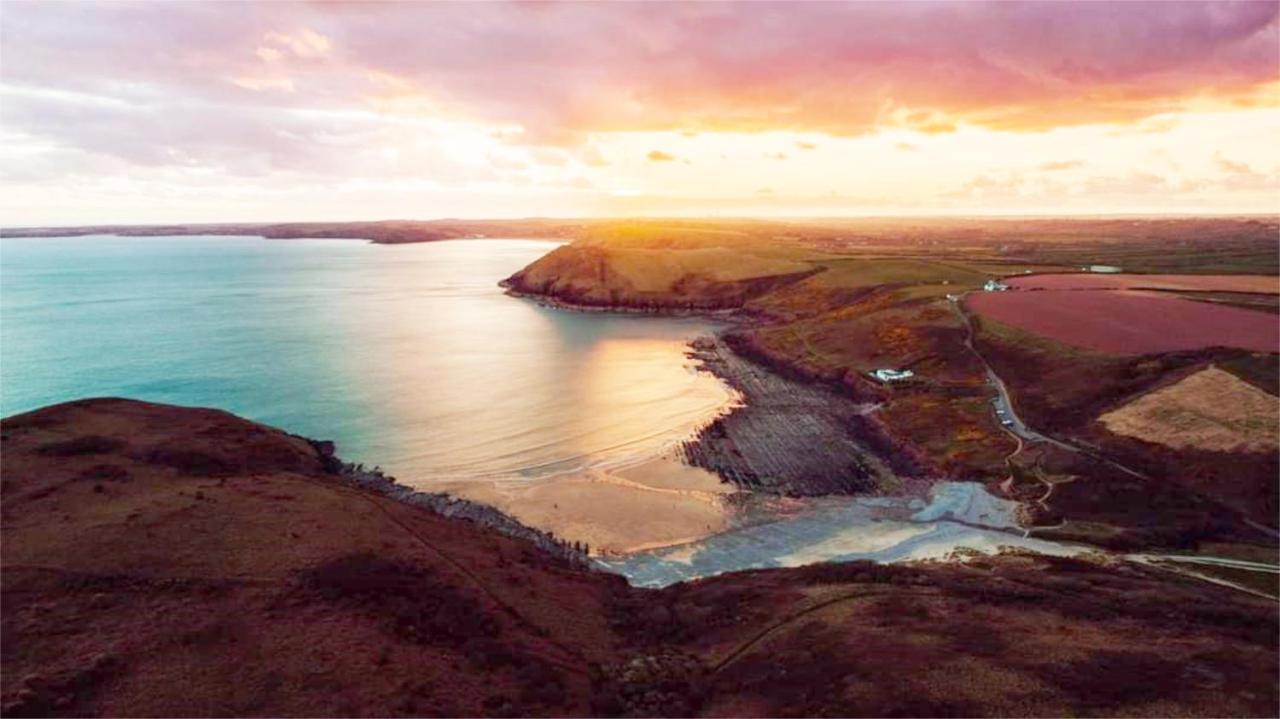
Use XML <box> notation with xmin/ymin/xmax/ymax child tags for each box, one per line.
<box><xmin>436</xmin><ymin>456</ymin><xmax>740</xmax><ymax>556</ymax></box>
<box><xmin>599</xmin><ymin>482</ymin><xmax>1076</xmax><ymax>588</ymax></box>
<box><xmin>436</xmin><ymin>333</ymin><xmax>915</xmax><ymax>554</ymax></box>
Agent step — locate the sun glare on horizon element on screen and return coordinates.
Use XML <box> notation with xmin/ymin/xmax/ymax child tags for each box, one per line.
<box><xmin>0</xmin><ymin>1</ymin><xmax>1277</xmax><ymax>225</ymax></box>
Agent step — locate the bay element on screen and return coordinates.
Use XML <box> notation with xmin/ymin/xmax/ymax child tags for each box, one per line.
<box><xmin>0</xmin><ymin>236</ymin><xmax>733</xmax><ymax>482</ymax></box>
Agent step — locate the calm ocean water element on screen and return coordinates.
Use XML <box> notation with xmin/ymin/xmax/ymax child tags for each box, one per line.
<box><xmin>2</xmin><ymin>234</ymin><xmax>1086</xmax><ymax>581</ymax></box>
<box><xmin>0</xmin><ymin>236</ymin><xmax>732</xmax><ymax>484</ymax></box>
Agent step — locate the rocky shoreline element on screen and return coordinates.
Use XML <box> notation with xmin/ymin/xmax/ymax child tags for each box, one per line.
<box><xmin>499</xmin><ymin>282</ymin><xmax>750</xmax><ymax>320</ymax></box>
<box><xmin>711</xmin><ymin>333</ymin><xmax>940</xmax><ymax>477</ymax></box>
<box><xmin>501</xmin><ymin>279</ymin><xmax>938</xmax><ymax>498</ymax></box>
<box><xmin>675</xmin><ymin>336</ymin><xmax>932</xmax><ymax>496</ymax></box>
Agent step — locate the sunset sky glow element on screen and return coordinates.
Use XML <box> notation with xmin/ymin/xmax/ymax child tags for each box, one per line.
<box><xmin>1</xmin><ymin>0</ymin><xmax>1277</xmax><ymax>224</ymax></box>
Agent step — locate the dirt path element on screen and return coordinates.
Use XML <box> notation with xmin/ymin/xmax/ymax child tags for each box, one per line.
<box><xmin>1126</xmin><ymin>555</ymin><xmax>1279</xmax><ymax>601</ymax></box>
<box><xmin>1132</xmin><ymin>553</ymin><xmax>1280</xmax><ymax>574</ymax></box>
<box><xmin>709</xmin><ymin>588</ymin><xmax>943</xmax><ymax>674</ymax></box>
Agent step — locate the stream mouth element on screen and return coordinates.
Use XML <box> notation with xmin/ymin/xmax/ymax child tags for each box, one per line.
<box><xmin>596</xmin><ymin>481</ymin><xmax>1084</xmax><ymax>588</ymax></box>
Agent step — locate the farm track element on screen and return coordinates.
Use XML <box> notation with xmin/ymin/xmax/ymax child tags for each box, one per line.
<box><xmin>709</xmin><ymin>588</ymin><xmax>944</xmax><ymax>674</ymax></box>
<box><xmin>1127</xmin><ymin>555</ymin><xmax>1279</xmax><ymax>601</ymax></box>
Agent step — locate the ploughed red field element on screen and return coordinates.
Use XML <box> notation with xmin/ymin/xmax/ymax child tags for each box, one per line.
<box><xmin>967</xmin><ymin>289</ymin><xmax>1280</xmax><ymax>354</ymax></box>
<box><xmin>1007</xmin><ymin>273</ymin><xmax>1280</xmax><ymax>294</ymax></box>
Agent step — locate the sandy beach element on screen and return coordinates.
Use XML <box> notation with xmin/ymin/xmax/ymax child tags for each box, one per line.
<box><xmin>436</xmin><ymin>455</ymin><xmax>740</xmax><ymax>555</ymax></box>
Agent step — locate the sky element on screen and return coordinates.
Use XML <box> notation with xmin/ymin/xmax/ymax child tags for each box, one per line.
<box><xmin>1</xmin><ymin>0</ymin><xmax>1277</xmax><ymax>225</ymax></box>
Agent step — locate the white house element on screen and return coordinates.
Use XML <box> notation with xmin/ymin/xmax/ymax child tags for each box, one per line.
<box><xmin>870</xmin><ymin>368</ymin><xmax>914</xmax><ymax>383</ymax></box>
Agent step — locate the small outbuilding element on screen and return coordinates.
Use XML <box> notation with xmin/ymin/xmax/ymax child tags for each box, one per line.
<box><xmin>870</xmin><ymin>368</ymin><xmax>915</xmax><ymax>383</ymax></box>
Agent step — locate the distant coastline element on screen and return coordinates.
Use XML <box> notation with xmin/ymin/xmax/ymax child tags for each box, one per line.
<box><xmin>0</xmin><ymin>219</ymin><xmax>584</xmax><ymax>244</ymax></box>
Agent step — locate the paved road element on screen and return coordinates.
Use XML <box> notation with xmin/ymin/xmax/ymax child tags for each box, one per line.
<box><xmin>1127</xmin><ymin>553</ymin><xmax>1280</xmax><ymax>600</ymax></box>
<box><xmin>951</xmin><ymin>292</ymin><xmax>1149</xmax><ymax>479</ymax></box>
<box><xmin>1137</xmin><ymin>554</ymin><xmax>1280</xmax><ymax>574</ymax></box>
<box><xmin>955</xmin><ymin>289</ymin><xmax>1280</xmax><ymax>527</ymax></box>
<box><xmin>951</xmin><ymin>294</ymin><xmax>1048</xmax><ymax>444</ymax></box>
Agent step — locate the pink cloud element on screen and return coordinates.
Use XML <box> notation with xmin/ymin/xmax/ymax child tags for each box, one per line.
<box><xmin>0</xmin><ymin>0</ymin><xmax>1275</xmax><ymax>176</ymax></box>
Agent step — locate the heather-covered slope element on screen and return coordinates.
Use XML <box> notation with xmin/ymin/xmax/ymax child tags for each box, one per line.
<box><xmin>0</xmin><ymin>399</ymin><xmax>620</xmax><ymax>717</ymax></box>
<box><xmin>2</xmin><ymin>399</ymin><xmax>1276</xmax><ymax>717</ymax></box>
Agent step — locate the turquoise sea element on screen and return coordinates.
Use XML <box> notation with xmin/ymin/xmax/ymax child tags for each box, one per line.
<box><xmin>2</xmin><ymin>234</ymin><xmax>1091</xmax><ymax>584</ymax></box>
<box><xmin>0</xmin><ymin>236</ymin><xmax>732</xmax><ymax>484</ymax></box>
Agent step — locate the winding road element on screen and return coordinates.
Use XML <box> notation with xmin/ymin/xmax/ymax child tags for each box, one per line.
<box><xmin>949</xmin><ymin>290</ymin><xmax>1279</xmax><ymax>599</ymax></box>
<box><xmin>950</xmin><ymin>292</ymin><xmax>1148</xmax><ymax>479</ymax></box>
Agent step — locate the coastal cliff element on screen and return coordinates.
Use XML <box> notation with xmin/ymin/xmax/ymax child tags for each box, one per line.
<box><xmin>501</xmin><ymin>243</ymin><xmax>819</xmax><ymax>313</ymax></box>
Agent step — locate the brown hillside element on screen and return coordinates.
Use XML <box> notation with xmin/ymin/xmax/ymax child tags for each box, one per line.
<box><xmin>2</xmin><ymin>399</ymin><xmax>1276</xmax><ymax>717</ymax></box>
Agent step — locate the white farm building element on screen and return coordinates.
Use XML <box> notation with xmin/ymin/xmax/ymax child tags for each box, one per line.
<box><xmin>870</xmin><ymin>368</ymin><xmax>915</xmax><ymax>383</ymax></box>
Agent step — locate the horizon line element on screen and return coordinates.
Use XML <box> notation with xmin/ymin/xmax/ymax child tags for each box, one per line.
<box><xmin>4</xmin><ymin>211</ymin><xmax>1280</xmax><ymax>232</ymax></box>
